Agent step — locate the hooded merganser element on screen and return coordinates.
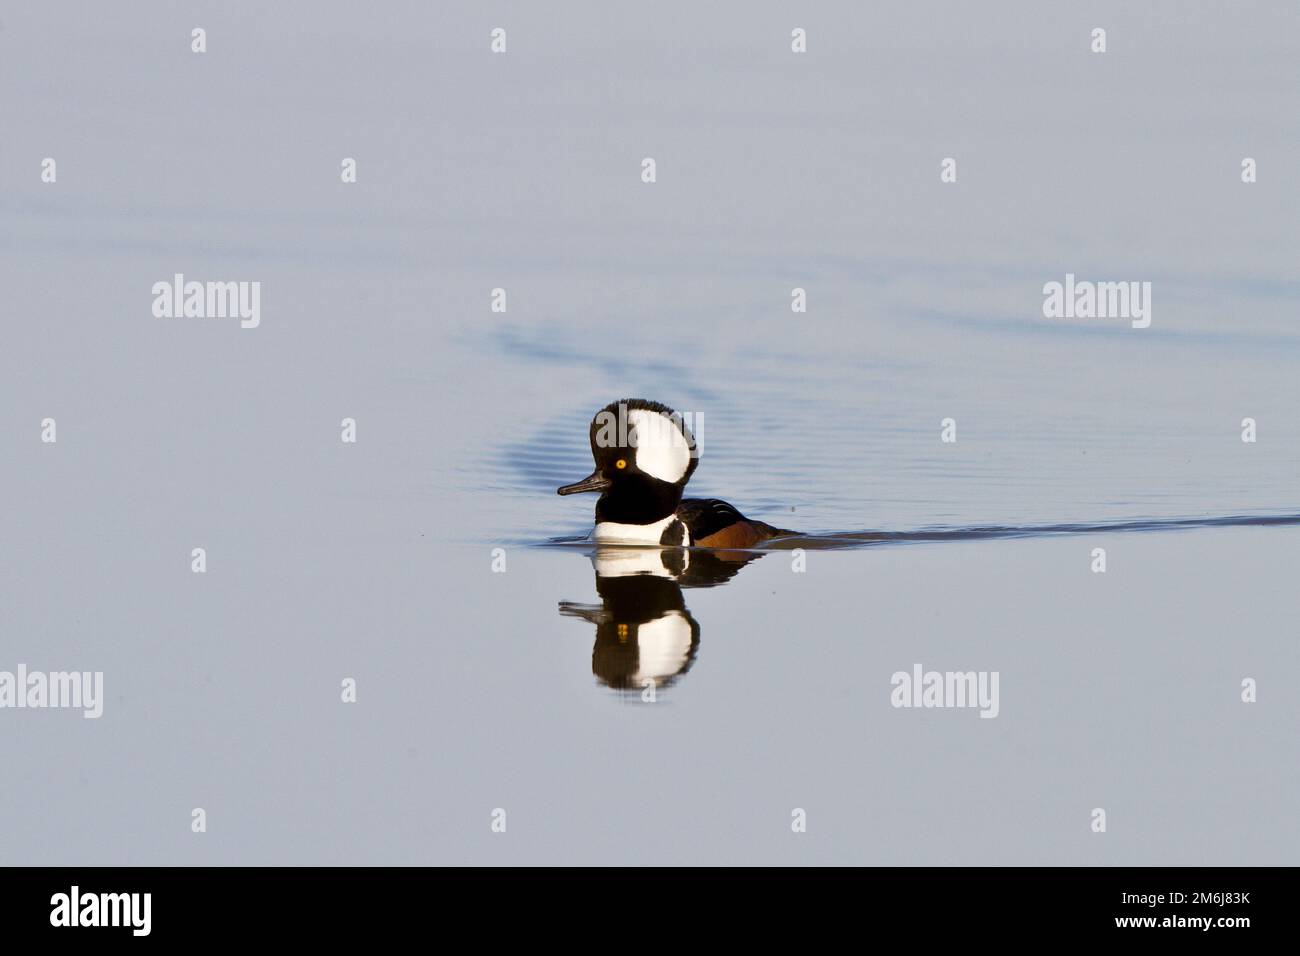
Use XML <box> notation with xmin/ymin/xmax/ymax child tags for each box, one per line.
<box><xmin>556</xmin><ymin>398</ymin><xmax>792</xmax><ymax>547</ymax></box>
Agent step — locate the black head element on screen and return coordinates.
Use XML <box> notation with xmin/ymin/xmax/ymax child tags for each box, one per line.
<box><xmin>556</xmin><ymin>399</ymin><xmax>699</xmax><ymax>525</ymax></box>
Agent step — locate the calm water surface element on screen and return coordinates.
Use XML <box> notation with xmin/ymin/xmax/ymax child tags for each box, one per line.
<box><xmin>2</xmin><ymin>1</ymin><xmax>1297</xmax><ymax>865</ymax></box>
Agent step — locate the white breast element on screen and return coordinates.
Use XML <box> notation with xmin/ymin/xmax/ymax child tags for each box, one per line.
<box><xmin>594</xmin><ymin>513</ymin><xmax>686</xmax><ymax>546</ymax></box>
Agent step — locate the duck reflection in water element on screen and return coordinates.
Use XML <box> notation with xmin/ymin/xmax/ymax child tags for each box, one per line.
<box><xmin>559</xmin><ymin>545</ymin><xmax>767</xmax><ymax>693</ymax></box>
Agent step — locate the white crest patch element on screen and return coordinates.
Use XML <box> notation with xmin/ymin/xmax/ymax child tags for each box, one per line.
<box><xmin>628</xmin><ymin>408</ymin><xmax>691</xmax><ymax>483</ymax></box>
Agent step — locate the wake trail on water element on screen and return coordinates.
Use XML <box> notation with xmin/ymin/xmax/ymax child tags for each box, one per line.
<box><xmin>545</xmin><ymin>512</ymin><xmax>1300</xmax><ymax>551</ymax></box>
<box><xmin>753</xmin><ymin>512</ymin><xmax>1300</xmax><ymax>550</ymax></box>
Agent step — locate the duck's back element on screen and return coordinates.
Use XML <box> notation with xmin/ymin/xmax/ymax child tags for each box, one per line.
<box><xmin>677</xmin><ymin>498</ymin><xmax>790</xmax><ymax>548</ymax></box>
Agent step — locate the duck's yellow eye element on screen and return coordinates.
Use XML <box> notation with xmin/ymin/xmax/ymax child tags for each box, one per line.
<box><xmin>615</xmin><ymin>458</ymin><xmax>627</xmax><ymax>470</ymax></box>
